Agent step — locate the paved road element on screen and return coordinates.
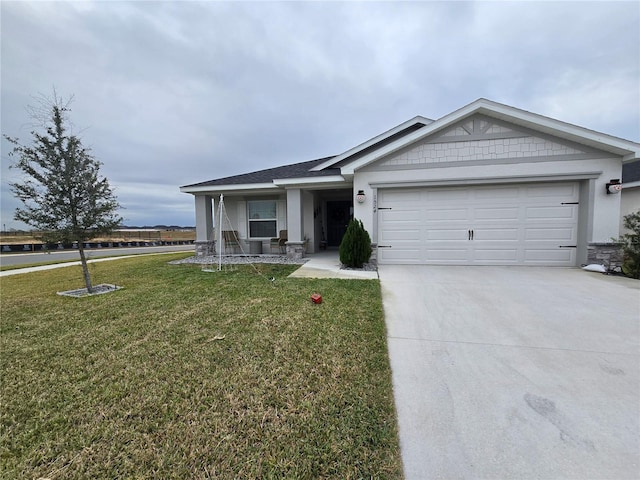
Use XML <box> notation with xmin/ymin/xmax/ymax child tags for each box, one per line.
<box><xmin>0</xmin><ymin>244</ymin><xmax>194</xmax><ymax>268</ymax></box>
<box><xmin>380</xmin><ymin>265</ymin><xmax>640</xmax><ymax>480</ymax></box>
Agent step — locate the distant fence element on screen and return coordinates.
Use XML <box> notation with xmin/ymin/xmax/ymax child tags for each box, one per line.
<box><xmin>1</xmin><ymin>240</ymin><xmax>194</xmax><ymax>253</ymax></box>
<box><xmin>0</xmin><ymin>229</ymin><xmax>195</xmax><ymax>247</ymax></box>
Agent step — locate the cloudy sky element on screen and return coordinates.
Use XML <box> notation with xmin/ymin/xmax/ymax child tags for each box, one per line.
<box><xmin>1</xmin><ymin>1</ymin><xmax>638</xmax><ymax>229</ymax></box>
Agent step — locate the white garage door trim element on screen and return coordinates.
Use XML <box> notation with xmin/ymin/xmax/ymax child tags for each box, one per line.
<box><xmin>377</xmin><ymin>182</ymin><xmax>579</xmax><ymax>266</ymax></box>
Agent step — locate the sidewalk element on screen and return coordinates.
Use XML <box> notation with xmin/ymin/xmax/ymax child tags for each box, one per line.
<box><xmin>0</xmin><ymin>251</ymin><xmax>185</xmax><ymax>277</ymax></box>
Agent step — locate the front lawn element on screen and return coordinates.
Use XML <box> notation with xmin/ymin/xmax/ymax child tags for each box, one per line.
<box><xmin>0</xmin><ymin>254</ymin><xmax>402</xmax><ymax>479</ymax></box>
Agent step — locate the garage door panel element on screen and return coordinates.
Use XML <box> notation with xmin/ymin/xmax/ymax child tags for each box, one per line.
<box><xmin>475</xmin><ymin>228</ymin><xmax>519</xmax><ymax>240</ymax></box>
<box><xmin>381</xmin><ymin>209</ymin><xmax>420</xmax><ymax>222</ymax></box>
<box><xmin>382</xmin><ymin>229</ymin><xmax>421</xmax><ymax>241</ymax></box>
<box><xmin>379</xmin><ymin>227</ymin><xmax>420</xmax><ymax>239</ymax></box>
<box><xmin>475</xmin><ymin>187</ymin><xmax>519</xmax><ymax>199</ymax></box>
<box><xmin>379</xmin><ymin>248</ymin><xmax>422</xmax><ymax>263</ymax></box>
<box><xmin>474</xmin><ymin>207</ymin><xmax>520</xmax><ymax>220</ymax></box>
<box><xmin>378</xmin><ymin>182</ymin><xmax>579</xmax><ymax>266</ymax></box>
<box><xmin>474</xmin><ymin>249</ymin><xmax>519</xmax><ymax>262</ymax></box>
<box><xmin>425</xmin><ymin>208</ymin><xmax>469</xmax><ymax>221</ymax></box>
<box><xmin>525</xmin><ymin>184</ymin><xmax>578</xmax><ymax>198</ymax></box>
<box><xmin>425</xmin><ymin>189</ymin><xmax>470</xmax><ymax>202</ymax></box>
<box><xmin>525</xmin><ymin>227</ymin><xmax>575</xmax><ymax>241</ymax></box>
<box><xmin>426</xmin><ymin>229</ymin><xmax>470</xmax><ymax>240</ymax></box>
<box><xmin>382</xmin><ymin>190</ymin><xmax>422</xmax><ymax>203</ymax></box>
<box><xmin>526</xmin><ymin>206</ymin><xmax>577</xmax><ymax>220</ymax></box>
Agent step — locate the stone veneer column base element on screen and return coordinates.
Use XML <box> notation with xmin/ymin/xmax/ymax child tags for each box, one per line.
<box><xmin>587</xmin><ymin>243</ymin><xmax>623</xmax><ymax>270</ymax></box>
<box><xmin>286</xmin><ymin>241</ymin><xmax>305</xmax><ymax>260</ymax></box>
<box><xmin>369</xmin><ymin>243</ymin><xmax>378</xmax><ymax>266</ymax></box>
<box><xmin>194</xmin><ymin>240</ymin><xmax>216</xmax><ymax>257</ymax></box>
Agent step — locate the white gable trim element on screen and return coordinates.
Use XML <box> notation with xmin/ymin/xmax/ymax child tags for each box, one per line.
<box><xmin>310</xmin><ymin>115</ymin><xmax>434</xmax><ymax>171</ymax></box>
<box><xmin>340</xmin><ymin>99</ymin><xmax>640</xmax><ymax>175</ymax></box>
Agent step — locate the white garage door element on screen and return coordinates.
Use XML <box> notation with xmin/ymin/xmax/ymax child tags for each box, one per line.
<box><xmin>377</xmin><ymin>182</ymin><xmax>579</xmax><ymax>266</ymax></box>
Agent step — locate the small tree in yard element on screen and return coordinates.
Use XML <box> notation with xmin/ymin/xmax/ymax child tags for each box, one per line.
<box><xmin>339</xmin><ymin>218</ymin><xmax>372</xmax><ymax>268</ymax></box>
<box><xmin>5</xmin><ymin>96</ymin><xmax>122</xmax><ymax>293</ymax></box>
<box><xmin>617</xmin><ymin>209</ymin><xmax>640</xmax><ymax>279</ymax></box>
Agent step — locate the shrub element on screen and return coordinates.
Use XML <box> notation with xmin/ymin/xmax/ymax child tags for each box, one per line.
<box><xmin>339</xmin><ymin>219</ymin><xmax>372</xmax><ymax>268</ymax></box>
<box><xmin>617</xmin><ymin>209</ymin><xmax>640</xmax><ymax>279</ymax></box>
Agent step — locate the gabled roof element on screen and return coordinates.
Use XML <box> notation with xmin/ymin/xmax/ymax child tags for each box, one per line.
<box><xmin>181</xmin><ymin>99</ymin><xmax>640</xmax><ymax>195</ymax></box>
<box><xmin>339</xmin><ymin>98</ymin><xmax>640</xmax><ymax>175</ymax></box>
<box><xmin>181</xmin><ymin>157</ymin><xmax>338</xmax><ymax>190</ymax></box>
<box><xmin>311</xmin><ymin>115</ymin><xmax>434</xmax><ymax>171</ymax></box>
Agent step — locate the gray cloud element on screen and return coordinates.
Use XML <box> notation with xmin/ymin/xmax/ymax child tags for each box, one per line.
<box><xmin>2</xmin><ymin>1</ymin><xmax>638</xmax><ymax>228</ymax></box>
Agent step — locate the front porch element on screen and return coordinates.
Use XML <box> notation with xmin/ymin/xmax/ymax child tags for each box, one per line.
<box><xmin>192</xmin><ymin>187</ymin><xmax>355</xmax><ymax>259</ymax></box>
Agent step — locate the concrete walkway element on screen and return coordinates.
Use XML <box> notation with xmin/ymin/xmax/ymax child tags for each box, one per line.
<box><xmin>289</xmin><ymin>250</ymin><xmax>378</xmax><ymax>279</ymax></box>
<box><xmin>379</xmin><ymin>265</ymin><xmax>639</xmax><ymax>480</ymax></box>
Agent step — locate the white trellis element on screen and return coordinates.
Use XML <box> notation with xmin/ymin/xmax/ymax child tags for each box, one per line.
<box><xmin>201</xmin><ymin>194</ymin><xmax>245</xmax><ymax>272</ymax></box>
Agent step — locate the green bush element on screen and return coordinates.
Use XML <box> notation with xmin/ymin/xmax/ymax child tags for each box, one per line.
<box><xmin>618</xmin><ymin>209</ymin><xmax>640</xmax><ymax>279</ymax></box>
<box><xmin>339</xmin><ymin>219</ymin><xmax>372</xmax><ymax>268</ymax></box>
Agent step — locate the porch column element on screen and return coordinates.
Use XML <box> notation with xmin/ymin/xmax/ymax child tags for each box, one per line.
<box><xmin>286</xmin><ymin>188</ymin><xmax>305</xmax><ymax>259</ymax></box>
<box><xmin>194</xmin><ymin>194</ymin><xmax>215</xmax><ymax>256</ymax></box>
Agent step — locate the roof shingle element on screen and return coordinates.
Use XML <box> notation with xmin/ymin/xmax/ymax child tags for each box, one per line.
<box><xmin>182</xmin><ymin>156</ymin><xmax>339</xmax><ymax>188</ymax></box>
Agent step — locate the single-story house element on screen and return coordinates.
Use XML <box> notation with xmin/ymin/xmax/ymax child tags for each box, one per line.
<box><xmin>180</xmin><ymin>98</ymin><xmax>640</xmax><ymax>267</ymax></box>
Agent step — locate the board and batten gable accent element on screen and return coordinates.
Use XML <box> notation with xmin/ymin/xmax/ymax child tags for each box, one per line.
<box><xmin>374</xmin><ymin>115</ymin><xmax>602</xmax><ymax>170</ymax></box>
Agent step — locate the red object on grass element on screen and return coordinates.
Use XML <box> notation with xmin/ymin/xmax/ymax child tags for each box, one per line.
<box><xmin>311</xmin><ymin>293</ymin><xmax>322</xmax><ymax>304</ymax></box>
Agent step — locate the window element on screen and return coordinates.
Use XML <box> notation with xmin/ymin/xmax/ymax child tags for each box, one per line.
<box><xmin>248</xmin><ymin>200</ymin><xmax>277</xmax><ymax>238</ymax></box>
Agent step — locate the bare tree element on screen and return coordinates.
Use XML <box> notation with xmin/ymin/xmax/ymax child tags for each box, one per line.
<box><xmin>5</xmin><ymin>94</ymin><xmax>122</xmax><ymax>292</ymax></box>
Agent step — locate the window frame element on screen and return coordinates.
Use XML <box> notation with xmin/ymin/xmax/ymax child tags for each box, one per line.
<box><xmin>247</xmin><ymin>200</ymin><xmax>277</xmax><ymax>239</ymax></box>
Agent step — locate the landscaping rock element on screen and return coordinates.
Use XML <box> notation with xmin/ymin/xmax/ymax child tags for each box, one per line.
<box><xmin>170</xmin><ymin>255</ymin><xmax>308</xmax><ymax>266</ymax></box>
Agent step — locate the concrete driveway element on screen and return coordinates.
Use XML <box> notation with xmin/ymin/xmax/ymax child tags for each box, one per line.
<box><xmin>379</xmin><ymin>265</ymin><xmax>639</xmax><ymax>480</ymax></box>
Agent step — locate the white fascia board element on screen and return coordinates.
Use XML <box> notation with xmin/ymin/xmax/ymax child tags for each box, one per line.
<box><xmin>310</xmin><ymin>115</ymin><xmax>434</xmax><ymax>171</ymax></box>
<box><xmin>180</xmin><ymin>182</ymin><xmax>278</xmax><ymax>194</ymax></box>
<box><xmin>272</xmin><ymin>175</ymin><xmax>347</xmax><ymax>187</ymax></box>
<box><xmin>341</xmin><ymin>98</ymin><xmax>640</xmax><ymax>174</ymax></box>
<box><xmin>622</xmin><ymin>180</ymin><xmax>640</xmax><ymax>189</ymax></box>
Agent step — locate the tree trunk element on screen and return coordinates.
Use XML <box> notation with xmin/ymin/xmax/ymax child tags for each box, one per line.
<box><xmin>77</xmin><ymin>242</ymin><xmax>93</xmax><ymax>293</ymax></box>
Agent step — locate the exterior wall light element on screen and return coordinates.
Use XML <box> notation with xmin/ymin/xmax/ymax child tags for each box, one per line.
<box><xmin>606</xmin><ymin>179</ymin><xmax>622</xmax><ymax>194</ymax></box>
<box><xmin>356</xmin><ymin>190</ymin><xmax>366</xmax><ymax>203</ymax></box>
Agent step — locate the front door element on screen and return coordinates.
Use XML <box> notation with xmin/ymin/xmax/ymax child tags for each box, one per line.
<box><xmin>326</xmin><ymin>200</ymin><xmax>353</xmax><ymax>247</ymax></box>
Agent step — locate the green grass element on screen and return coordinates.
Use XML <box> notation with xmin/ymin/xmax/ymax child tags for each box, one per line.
<box><xmin>0</xmin><ymin>254</ymin><xmax>402</xmax><ymax>479</ymax></box>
